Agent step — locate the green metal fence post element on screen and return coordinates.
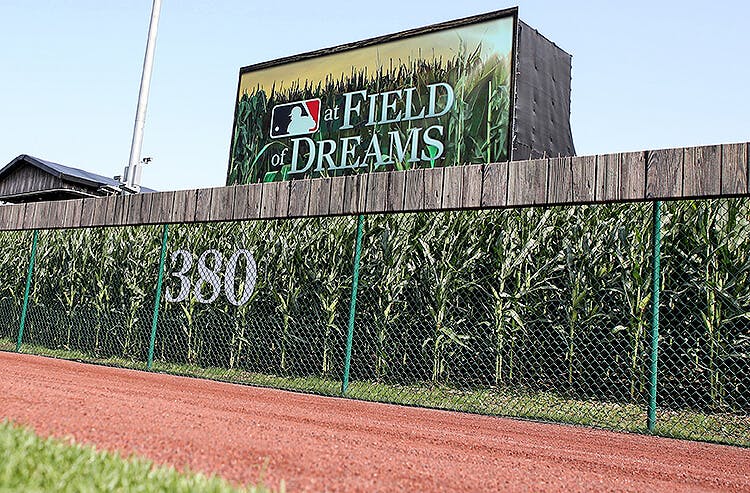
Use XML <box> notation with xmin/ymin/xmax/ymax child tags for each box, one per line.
<box><xmin>648</xmin><ymin>201</ymin><xmax>662</xmax><ymax>432</ymax></box>
<box><xmin>342</xmin><ymin>214</ymin><xmax>365</xmax><ymax>395</ymax></box>
<box><xmin>147</xmin><ymin>224</ymin><xmax>169</xmax><ymax>370</ymax></box>
<box><xmin>17</xmin><ymin>229</ymin><xmax>39</xmax><ymax>352</ymax></box>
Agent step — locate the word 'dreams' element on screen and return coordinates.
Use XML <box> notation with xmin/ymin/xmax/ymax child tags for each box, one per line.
<box><xmin>288</xmin><ymin>82</ymin><xmax>455</xmax><ymax>174</ymax></box>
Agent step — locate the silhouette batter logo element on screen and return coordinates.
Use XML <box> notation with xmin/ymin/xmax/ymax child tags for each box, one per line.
<box><xmin>270</xmin><ymin>99</ymin><xmax>321</xmax><ymax>139</ymax></box>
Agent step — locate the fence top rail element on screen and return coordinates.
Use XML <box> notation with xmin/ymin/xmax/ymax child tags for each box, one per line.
<box><xmin>0</xmin><ymin>142</ymin><xmax>747</xmax><ymax>230</ymax></box>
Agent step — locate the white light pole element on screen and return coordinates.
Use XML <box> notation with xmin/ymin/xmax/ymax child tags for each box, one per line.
<box><xmin>123</xmin><ymin>0</ymin><xmax>162</xmax><ymax>193</ymax></box>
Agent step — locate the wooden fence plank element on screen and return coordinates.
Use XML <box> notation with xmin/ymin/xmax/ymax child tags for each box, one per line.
<box><xmin>441</xmin><ymin>166</ymin><xmax>463</xmax><ymax>209</ymax></box>
<box><xmin>172</xmin><ymin>189</ymin><xmax>198</xmax><ymax>223</ymax></box>
<box><xmin>0</xmin><ymin>205</ymin><xmax>11</xmax><ymax>230</ymax></box>
<box><xmin>342</xmin><ymin>174</ymin><xmax>367</xmax><ymax>215</ymax></box>
<box><xmin>104</xmin><ymin>195</ymin><xmax>120</xmax><ymax>225</ymax></box>
<box><xmin>507</xmin><ymin>159</ymin><xmax>547</xmax><ymax>206</ymax></box>
<box><xmin>684</xmin><ymin>145</ymin><xmax>721</xmax><ymax>197</ymax></box>
<box><xmin>139</xmin><ymin>193</ymin><xmax>155</xmax><ymax>224</ymax></box>
<box><xmin>595</xmin><ymin>154</ymin><xmax>620</xmax><ymax>202</ymax></box>
<box><xmin>386</xmin><ymin>171</ymin><xmax>406</xmax><ymax>212</ymax></box>
<box><xmin>462</xmin><ymin>165</ymin><xmax>483</xmax><ymax>208</ymax></box>
<box><xmin>79</xmin><ymin>198</ymin><xmax>97</xmax><ymax>228</ymax></box>
<box><xmin>620</xmin><ymin>152</ymin><xmax>647</xmax><ymax>200</ymax></box>
<box><xmin>403</xmin><ymin>169</ymin><xmax>424</xmax><ymax>211</ymax></box>
<box><xmin>194</xmin><ymin>188</ymin><xmax>212</xmax><ymax>222</ymax></box>
<box><xmin>275</xmin><ymin>181</ymin><xmax>290</xmax><ymax>217</ymax></box>
<box><xmin>646</xmin><ymin>148</ymin><xmax>684</xmax><ymax>199</ymax></box>
<box><xmin>149</xmin><ymin>191</ymin><xmax>175</xmax><ymax>224</ymax></box>
<box><xmin>547</xmin><ymin>157</ymin><xmax>572</xmax><ymax>204</ymax></box>
<box><xmin>288</xmin><ymin>180</ymin><xmax>311</xmax><ymax>217</ymax></box>
<box><xmin>328</xmin><ymin>176</ymin><xmax>345</xmax><ymax>215</ymax></box>
<box><xmin>366</xmin><ymin>171</ymin><xmax>388</xmax><ymax>213</ymax></box>
<box><xmin>423</xmin><ymin>167</ymin><xmax>444</xmax><ymax>209</ymax></box>
<box><xmin>12</xmin><ymin>204</ymin><xmax>27</xmax><ymax>230</ymax></box>
<box><xmin>232</xmin><ymin>184</ymin><xmax>263</xmax><ymax>220</ymax></box>
<box><xmin>260</xmin><ymin>182</ymin><xmax>278</xmax><ymax>219</ymax></box>
<box><xmin>721</xmin><ymin>143</ymin><xmax>748</xmax><ymax>195</ymax></box>
<box><xmin>571</xmin><ymin>155</ymin><xmax>596</xmax><ymax>203</ymax></box>
<box><xmin>480</xmin><ymin>162</ymin><xmax>508</xmax><ymax>208</ymax></box>
<box><xmin>63</xmin><ymin>199</ymin><xmax>84</xmax><ymax>228</ymax></box>
<box><xmin>208</xmin><ymin>186</ymin><xmax>235</xmax><ymax>221</ymax></box>
<box><xmin>309</xmin><ymin>178</ymin><xmax>332</xmax><ymax>216</ymax></box>
<box><xmin>22</xmin><ymin>203</ymin><xmax>37</xmax><ymax>229</ymax></box>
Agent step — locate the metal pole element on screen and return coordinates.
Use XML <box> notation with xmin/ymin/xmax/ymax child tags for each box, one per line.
<box><xmin>342</xmin><ymin>215</ymin><xmax>365</xmax><ymax>395</ymax></box>
<box><xmin>648</xmin><ymin>201</ymin><xmax>662</xmax><ymax>432</ymax></box>
<box><xmin>148</xmin><ymin>224</ymin><xmax>169</xmax><ymax>370</ymax></box>
<box><xmin>124</xmin><ymin>0</ymin><xmax>162</xmax><ymax>191</ymax></box>
<box><xmin>17</xmin><ymin>230</ymin><xmax>39</xmax><ymax>352</ymax></box>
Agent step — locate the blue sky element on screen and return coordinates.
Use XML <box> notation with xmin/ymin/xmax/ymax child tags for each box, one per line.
<box><xmin>1</xmin><ymin>0</ymin><xmax>748</xmax><ymax>191</ymax></box>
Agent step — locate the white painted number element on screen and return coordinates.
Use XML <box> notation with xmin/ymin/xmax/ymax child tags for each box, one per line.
<box><xmin>224</xmin><ymin>249</ymin><xmax>257</xmax><ymax>306</ymax></box>
<box><xmin>165</xmin><ymin>249</ymin><xmax>257</xmax><ymax>306</ymax></box>
<box><xmin>164</xmin><ymin>249</ymin><xmax>193</xmax><ymax>302</ymax></box>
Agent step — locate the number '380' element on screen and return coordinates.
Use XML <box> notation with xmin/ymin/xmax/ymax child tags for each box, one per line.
<box><xmin>164</xmin><ymin>249</ymin><xmax>257</xmax><ymax>306</ymax></box>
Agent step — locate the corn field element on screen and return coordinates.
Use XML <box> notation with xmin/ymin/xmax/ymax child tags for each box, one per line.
<box><xmin>0</xmin><ymin>199</ymin><xmax>748</xmax><ymax>446</ymax></box>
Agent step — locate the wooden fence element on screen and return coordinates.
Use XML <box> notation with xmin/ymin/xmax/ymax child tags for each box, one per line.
<box><xmin>0</xmin><ymin>142</ymin><xmax>747</xmax><ymax>230</ymax></box>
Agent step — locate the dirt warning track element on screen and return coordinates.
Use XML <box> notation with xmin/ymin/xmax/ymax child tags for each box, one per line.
<box><xmin>1</xmin><ymin>352</ymin><xmax>748</xmax><ymax>492</ymax></box>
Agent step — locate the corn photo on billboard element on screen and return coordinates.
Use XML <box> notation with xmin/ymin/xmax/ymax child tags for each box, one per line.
<box><xmin>227</xmin><ymin>9</ymin><xmax>517</xmax><ymax>185</ymax></box>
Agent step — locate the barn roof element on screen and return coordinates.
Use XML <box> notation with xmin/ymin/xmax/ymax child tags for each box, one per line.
<box><xmin>0</xmin><ymin>154</ymin><xmax>155</xmax><ymax>203</ymax></box>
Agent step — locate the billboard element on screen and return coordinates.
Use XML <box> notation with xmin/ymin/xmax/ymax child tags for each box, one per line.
<box><xmin>227</xmin><ymin>9</ymin><xmax>518</xmax><ymax>185</ymax></box>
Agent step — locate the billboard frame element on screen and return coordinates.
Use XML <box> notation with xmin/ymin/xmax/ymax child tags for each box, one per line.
<box><xmin>227</xmin><ymin>7</ymin><xmax>520</xmax><ymax>184</ymax></box>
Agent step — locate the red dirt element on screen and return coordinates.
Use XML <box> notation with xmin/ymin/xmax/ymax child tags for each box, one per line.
<box><xmin>1</xmin><ymin>352</ymin><xmax>748</xmax><ymax>492</ymax></box>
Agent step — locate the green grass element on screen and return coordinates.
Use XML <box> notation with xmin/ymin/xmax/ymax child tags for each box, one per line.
<box><xmin>3</xmin><ymin>340</ymin><xmax>747</xmax><ymax>447</ymax></box>
<box><xmin>0</xmin><ymin>420</ymin><xmax>277</xmax><ymax>493</ymax></box>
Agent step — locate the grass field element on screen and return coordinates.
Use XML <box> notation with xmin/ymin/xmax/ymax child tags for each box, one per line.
<box><xmin>0</xmin><ymin>420</ymin><xmax>277</xmax><ymax>493</ymax></box>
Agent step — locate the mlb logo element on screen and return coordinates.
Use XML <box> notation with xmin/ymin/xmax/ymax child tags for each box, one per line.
<box><xmin>270</xmin><ymin>99</ymin><xmax>321</xmax><ymax>139</ymax></box>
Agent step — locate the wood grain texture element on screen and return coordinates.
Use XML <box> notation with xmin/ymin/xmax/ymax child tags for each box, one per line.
<box><xmin>288</xmin><ymin>180</ymin><xmax>311</xmax><ymax>217</ymax></box>
<box><xmin>275</xmin><ymin>182</ymin><xmax>290</xmax><ymax>218</ymax></box>
<box><xmin>172</xmin><ymin>190</ymin><xmax>198</xmax><ymax>223</ymax></box>
<box><xmin>309</xmin><ymin>178</ymin><xmax>332</xmax><ymax>217</ymax></box>
<box><xmin>124</xmin><ymin>195</ymin><xmax>142</xmax><ymax>226</ymax></box>
<box><xmin>684</xmin><ymin>145</ymin><xmax>721</xmax><ymax>197</ymax></box>
<box><xmin>423</xmin><ymin>167</ymin><xmax>444</xmax><ymax>210</ymax></box>
<box><xmin>0</xmin><ymin>206</ymin><xmax>11</xmax><ymax>230</ymax></box>
<box><xmin>386</xmin><ymin>171</ymin><xmax>406</xmax><ymax>212</ymax></box>
<box><xmin>149</xmin><ymin>191</ymin><xmax>175</xmax><ymax>224</ymax></box>
<box><xmin>507</xmin><ymin>159</ymin><xmax>547</xmax><ymax>206</ymax></box>
<box><xmin>721</xmin><ymin>143</ymin><xmax>748</xmax><ymax>195</ymax></box>
<box><xmin>619</xmin><ymin>152</ymin><xmax>646</xmax><ymax>201</ymax></box>
<box><xmin>441</xmin><ymin>166</ymin><xmax>463</xmax><ymax>209</ymax></box>
<box><xmin>11</xmin><ymin>204</ymin><xmax>27</xmax><ymax>230</ymax></box>
<box><xmin>646</xmin><ymin>148</ymin><xmax>683</xmax><ymax>199</ymax></box>
<box><xmin>571</xmin><ymin>155</ymin><xmax>596</xmax><ymax>203</ymax></box>
<box><xmin>260</xmin><ymin>182</ymin><xmax>278</xmax><ymax>219</ymax></box>
<box><xmin>138</xmin><ymin>193</ymin><xmax>154</xmax><ymax>224</ymax></box>
<box><xmin>342</xmin><ymin>175</ymin><xmax>364</xmax><ymax>215</ymax></box>
<box><xmin>104</xmin><ymin>195</ymin><xmax>120</xmax><ymax>225</ymax></box>
<box><xmin>595</xmin><ymin>154</ymin><xmax>620</xmax><ymax>202</ymax></box>
<box><xmin>481</xmin><ymin>163</ymin><xmax>508</xmax><ymax>208</ymax></box>
<box><xmin>547</xmin><ymin>157</ymin><xmax>572</xmax><ymax>204</ymax></box>
<box><xmin>194</xmin><ymin>188</ymin><xmax>212</xmax><ymax>222</ymax></box>
<box><xmin>328</xmin><ymin>176</ymin><xmax>345</xmax><ymax>215</ymax></box>
<box><xmin>365</xmin><ymin>172</ymin><xmax>388</xmax><ymax>213</ymax></box>
<box><xmin>22</xmin><ymin>203</ymin><xmax>37</xmax><ymax>229</ymax></box>
<box><xmin>403</xmin><ymin>169</ymin><xmax>425</xmax><ymax>211</ymax></box>
<box><xmin>79</xmin><ymin>198</ymin><xmax>97</xmax><ymax>228</ymax></box>
<box><xmin>61</xmin><ymin>200</ymin><xmax>84</xmax><ymax>228</ymax></box>
<box><xmin>208</xmin><ymin>187</ymin><xmax>235</xmax><ymax>221</ymax></box>
<box><xmin>232</xmin><ymin>184</ymin><xmax>263</xmax><ymax>220</ymax></box>
<box><xmin>462</xmin><ymin>165</ymin><xmax>483</xmax><ymax>208</ymax></box>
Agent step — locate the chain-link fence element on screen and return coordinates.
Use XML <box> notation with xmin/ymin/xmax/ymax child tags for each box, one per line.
<box><xmin>0</xmin><ymin>199</ymin><xmax>748</xmax><ymax>447</ymax></box>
